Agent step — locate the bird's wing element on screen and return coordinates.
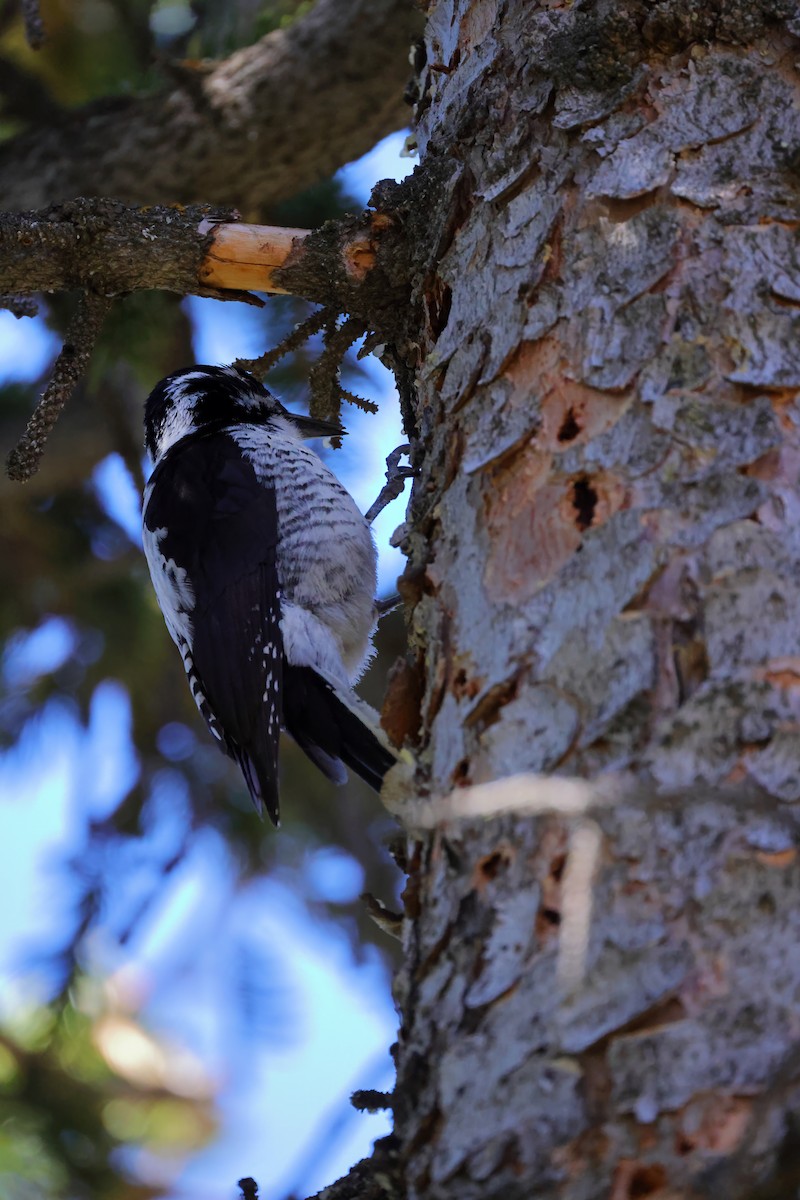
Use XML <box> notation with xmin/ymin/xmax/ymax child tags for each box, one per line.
<box><xmin>143</xmin><ymin>431</ymin><xmax>283</xmax><ymax>823</ymax></box>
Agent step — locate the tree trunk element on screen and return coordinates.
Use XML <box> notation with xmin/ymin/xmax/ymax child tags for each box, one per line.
<box><xmin>388</xmin><ymin>3</ymin><xmax>800</xmax><ymax>1197</ymax></box>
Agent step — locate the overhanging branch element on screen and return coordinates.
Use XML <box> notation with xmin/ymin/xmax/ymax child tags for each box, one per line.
<box><xmin>0</xmin><ymin>185</ymin><xmax>421</xmax><ymax>482</ymax></box>
<box><xmin>0</xmin><ymin>161</ymin><xmax>457</xmax><ymax>482</ymax></box>
<box><xmin>0</xmin><ymin>0</ymin><xmax>423</xmax><ymax>213</ymax></box>
<box><xmin>0</xmin><ymin>194</ymin><xmax>412</xmax><ymax>331</ymax></box>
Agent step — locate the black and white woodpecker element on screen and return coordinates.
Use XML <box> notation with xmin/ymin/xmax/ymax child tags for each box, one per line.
<box><xmin>141</xmin><ymin>364</ymin><xmax>396</xmax><ymax>825</ymax></box>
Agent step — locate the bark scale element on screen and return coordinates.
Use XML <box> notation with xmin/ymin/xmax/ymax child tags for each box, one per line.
<box><xmin>387</xmin><ymin>2</ymin><xmax>800</xmax><ymax>1197</ymax></box>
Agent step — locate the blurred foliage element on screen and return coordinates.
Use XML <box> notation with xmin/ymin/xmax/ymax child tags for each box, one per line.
<box><xmin>0</xmin><ymin>0</ymin><xmax>407</xmax><ymax>1196</ymax></box>
<box><xmin>0</xmin><ymin>982</ymin><xmax>216</xmax><ymax>1199</ymax></box>
<box><xmin>0</xmin><ymin>0</ymin><xmax>316</xmax><ymax>120</ymax></box>
<box><xmin>195</xmin><ymin>0</ymin><xmax>315</xmax><ymax>56</ymax></box>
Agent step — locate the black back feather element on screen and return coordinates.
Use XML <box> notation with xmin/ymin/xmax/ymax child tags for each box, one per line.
<box><xmin>145</xmin><ymin>431</ymin><xmax>283</xmax><ymax>823</ymax></box>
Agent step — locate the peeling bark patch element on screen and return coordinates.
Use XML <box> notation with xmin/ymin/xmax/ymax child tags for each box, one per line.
<box><xmin>483</xmin><ymin>450</ymin><xmax>627</xmax><ymax>604</ymax></box>
<box><xmin>572</xmin><ymin>476</ymin><xmax>598</xmax><ymax>531</ymax></box>
<box><xmin>465</xmin><ymin>338</ymin><xmax>630</xmax><ymax>474</ymax></box>
<box><xmin>464</xmin><ymin>674</ymin><xmax>519</xmax><ymax>729</ymax></box>
<box><xmin>382</xmin><ymin>654</ymin><xmax>425</xmax><ymax>748</ymax></box>
<box><xmin>674</xmin><ymin>1094</ymin><xmax>753</xmax><ymax>1156</ymax></box>
<box><xmin>720</xmin><ymin>225</ymin><xmax>800</xmax><ymax>386</ymax></box>
<box><xmin>754</xmin><ymin>847</ymin><xmax>797</xmax><ymax>868</ymax></box>
<box><xmin>459</xmin><ymin>0</ymin><xmax>498</xmax><ymax>55</ymax></box>
<box><xmin>484</xmin><ymin>475</ymin><xmax>580</xmax><ymax>602</ymax></box>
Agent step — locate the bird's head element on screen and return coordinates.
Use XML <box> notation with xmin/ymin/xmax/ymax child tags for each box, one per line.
<box><xmin>144</xmin><ymin>365</ymin><xmax>342</xmax><ymax>461</ymax></box>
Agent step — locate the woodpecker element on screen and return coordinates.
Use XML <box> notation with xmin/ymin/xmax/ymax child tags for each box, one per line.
<box><xmin>141</xmin><ymin>364</ymin><xmax>396</xmax><ymax>825</ymax></box>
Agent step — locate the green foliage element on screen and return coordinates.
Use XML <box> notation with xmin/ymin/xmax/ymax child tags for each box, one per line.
<box><xmin>197</xmin><ymin>0</ymin><xmax>313</xmax><ymax>56</ymax></box>
<box><xmin>0</xmin><ymin>991</ymin><xmax>214</xmax><ymax>1200</ymax></box>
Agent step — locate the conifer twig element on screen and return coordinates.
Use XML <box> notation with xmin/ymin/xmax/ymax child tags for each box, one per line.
<box><xmin>22</xmin><ymin>0</ymin><xmax>46</xmax><ymax>48</ymax></box>
<box><xmin>308</xmin><ymin>315</ymin><xmax>366</xmax><ymax>424</ymax></box>
<box><xmin>340</xmin><ymin>387</ymin><xmax>378</xmax><ymax>415</ymax></box>
<box><xmin>234</xmin><ymin>306</ymin><xmax>329</xmax><ymax>380</ymax></box>
<box><xmin>6</xmin><ymin>291</ymin><xmax>112</xmax><ymax>482</ymax></box>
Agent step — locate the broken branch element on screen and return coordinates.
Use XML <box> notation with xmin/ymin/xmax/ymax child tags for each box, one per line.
<box><xmin>0</xmin><ymin>201</ymin><xmax>399</xmax><ymax>313</ymax></box>
<box><xmin>199</xmin><ymin>223</ymin><xmax>309</xmax><ymax>294</ymax></box>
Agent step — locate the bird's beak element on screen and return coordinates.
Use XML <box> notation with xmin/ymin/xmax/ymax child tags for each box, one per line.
<box><xmin>290</xmin><ymin>414</ymin><xmax>345</xmax><ymax>440</ymax></box>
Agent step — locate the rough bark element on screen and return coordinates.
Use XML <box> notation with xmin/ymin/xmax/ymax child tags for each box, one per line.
<box><xmin>0</xmin><ymin>0</ymin><xmax>422</xmax><ymax>215</ymax></box>
<box><xmin>385</xmin><ymin>1</ymin><xmax>800</xmax><ymax>1197</ymax></box>
<box><xmin>0</xmin><ymin>201</ymin><xmax>224</xmax><ymax>297</ymax></box>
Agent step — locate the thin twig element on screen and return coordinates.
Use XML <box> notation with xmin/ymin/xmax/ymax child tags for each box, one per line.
<box><xmin>365</xmin><ymin>443</ymin><xmax>413</xmax><ymax>524</ymax></box>
<box><xmin>350</xmin><ymin>1087</ymin><xmax>395</xmax><ymax>1112</ymax></box>
<box><xmin>340</xmin><ymin>386</ymin><xmax>378</xmax><ymax>414</ymax></box>
<box><xmin>308</xmin><ymin>315</ymin><xmax>366</xmax><ymax>424</ymax></box>
<box><xmin>6</xmin><ymin>291</ymin><xmax>112</xmax><ymax>482</ymax></box>
<box><xmin>375</xmin><ymin>593</ymin><xmax>401</xmax><ymax>616</ymax></box>
<box><xmin>21</xmin><ymin>0</ymin><xmax>45</xmax><ymax>47</ymax></box>
<box><xmin>234</xmin><ymin>305</ymin><xmax>330</xmax><ymax>381</ymax></box>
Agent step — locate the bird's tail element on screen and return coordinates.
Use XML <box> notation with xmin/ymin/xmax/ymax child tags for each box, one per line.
<box><xmin>233</xmin><ymin>745</ymin><xmax>281</xmax><ymax>827</ymax></box>
<box><xmin>283</xmin><ymin>664</ymin><xmax>397</xmax><ymax>793</ymax></box>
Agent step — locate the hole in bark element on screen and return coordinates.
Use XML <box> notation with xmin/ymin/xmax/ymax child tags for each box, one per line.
<box><xmin>451</xmin><ymin>757</ymin><xmax>470</xmax><ymax>786</ymax></box>
<box><xmin>429</xmin><ymin>281</ymin><xmax>452</xmax><ymax>337</ymax></box>
<box><xmin>550</xmin><ymin>853</ymin><xmax>566</xmax><ymax>882</ymax></box>
<box><xmin>758</xmin><ymin>891</ymin><xmax>776</xmax><ymax>915</ymax></box>
<box><xmin>452</xmin><ymin>666</ymin><xmax>482</xmax><ymax>702</ymax></box>
<box><xmin>479</xmin><ymin>851</ymin><xmax>508</xmax><ymax>881</ymax></box>
<box><xmin>442</xmin><ymin>838</ymin><xmax>462</xmax><ymax>871</ymax></box>
<box><xmin>675</xmin><ymin>1132</ymin><xmax>694</xmax><ymax>1156</ymax></box>
<box><xmin>572</xmin><ymin>476</ymin><xmax>598</xmax><ymax>531</ymax></box>
<box><xmin>628</xmin><ymin>1164</ymin><xmax>667</xmax><ymax>1197</ymax></box>
<box><xmin>557</xmin><ymin>407</ymin><xmax>581</xmax><ymax>442</ymax></box>
<box><xmin>537</xmin><ymin>850</ymin><xmax>567</xmax><ymax>941</ymax></box>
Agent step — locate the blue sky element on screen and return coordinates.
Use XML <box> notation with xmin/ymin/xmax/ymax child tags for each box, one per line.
<box><xmin>0</xmin><ymin>129</ymin><xmax>413</xmax><ymax>1198</ymax></box>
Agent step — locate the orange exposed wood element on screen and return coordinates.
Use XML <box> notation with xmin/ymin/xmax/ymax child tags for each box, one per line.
<box><xmin>754</xmin><ymin>848</ymin><xmax>797</xmax><ymax>868</ymax></box>
<box><xmin>199</xmin><ymin>223</ymin><xmax>310</xmax><ymax>294</ymax></box>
